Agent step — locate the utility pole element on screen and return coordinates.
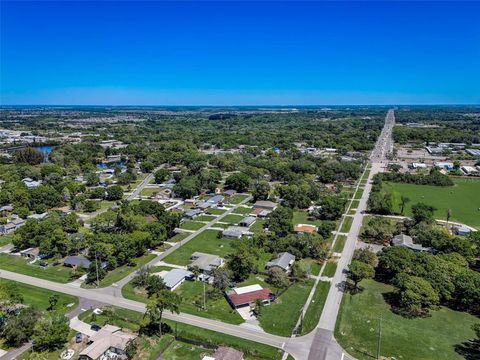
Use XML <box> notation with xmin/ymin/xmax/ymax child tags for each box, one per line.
<box><xmin>203</xmin><ymin>279</ymin><xmax>206</xmax><ymax>310</ymax></box>
<box><xmin>376</xmin><ymin>315</ymin><xmax>382</xmax><ymax>360</ymax></box>
<box><xmin>95</xmin><ymin>250</ymin><xmax>100</xmax><ymax>287</ymax></box>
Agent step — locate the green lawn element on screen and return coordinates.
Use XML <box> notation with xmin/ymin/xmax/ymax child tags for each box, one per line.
<box><xmin>258</xmin><ymin>280</ymin><xmax>314</xmax><ymax>336</ymax></box>
<box><xmin>0</xmin><ymin>234</ymin><xmax>14</xmax><ymax>247</ymax></box>
<box><xmin>179</xmin><ymin>220</ymin><xmax>205</xmax><ymax>231</ymax></box>
<box><xmin>383</xmin><ymin>178</ymin><xmax>480</xmax><ymax>229</ymax></box>
<box><xmin>162</xmin><ymin>340</ymin><xmax>213</xmax><ymax>360</ymax></box>
<box><xmin>219</xmin><ymin>214</ymin><xmax>244</xmax><ymax>224</ymax></box>
<box><xmin>321</xmin><ymin>261</ymin><xmax>337</xmax><ymax>277</ymax></box>
<box><xmin>206</xmin><ymin>208</ymin><xmax>227</xmax><ymax>215</ymax></box>
<box><xmin>225</xmin><ymin>194</ymin><xmax>249</xmax><ymax>204</ymax></box>
<box><xmin>169</xmin><ymin>232</ymin><xmax>190</xmax><ymax>242</ymax></box>
<box><xmin>140</xmin><ymin>187</ymin><xmax>161</xmax><ymax>197</ymax></box>
<box><xmin>353</xmin><ymin>189</ymin><xmax>364</xmax><ymax>200</ymax></box>
<box><xmin>350</xmin><ymin>200</ymin><xmax>360</xmax><ymax>209</ymax></box>
<box><xmin>194</xmin><ymin>215</ymin><xmax>217</xmax><ymax>222</ymax></box>
<box><xmin>0</xmin><ymin>279</ymin><xmax>78</xmax><ymax>314</ymax></box>
<box><xmin>332</xmin><ymin>235</ymin><xmax>347</xmax><ymax>253</ymax></box>
<box><xmin>297</xmin><ymin>258</ymin><xmax>322</xmax><ymax>276</ymax></box>
<box><xmin>251</xmin><ymin>219</ymin><xmax>266</xmax><ymax>235</ymax></box>
<box><xmin>79</xmin><ymin>306</ymin><xmax>282</xmax><ymax>359</ymax></box>
<box><xmin>232</xmin><ymin>206</ymin><xmax>253</xmax><ymax>215</ymax></box>
<box><xmin>300</xmin><ymin>281</ymin><xmax>330</xmax><ymax>335</ymax></box>
<box><xmin>163</xmin><ymin>230</ymin><xmax>234</xmax><ymax>266</ymax></box>
<box><xmin>0</xmin><ymin>253</ymin><xmax>78</xmax><ymax>283</ymax></box>
<box><xmin>340</xmin><ymin>216</ymin><xmax>353</xmax><ymax>233</ymax></box>
<box><xmin>292</xmin><ymin>211</ymin><xmax>321</xmax><ymax>226</ymax></box>
<box><xmin>335</xmin><ymin>279</ymin><xmax>479</xmax><ymax>360</ymax></box>
<box><xmin>83</xmin><ymin>253</ymin><xmax>156</xmax><ymax>288</ymax></box>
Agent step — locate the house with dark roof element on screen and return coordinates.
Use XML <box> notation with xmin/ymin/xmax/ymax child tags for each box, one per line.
<box><xmin>238</xmin><ymin>216</ymin><xmax>256</xmax><ymax>228</ymax></box>
<box><xmin>252</xmin><ymin>200</ymin><xmax>278</xmax><ymax>211</ymax></box>
<box><xmin>223</xmin><ymin>190</ymin><xmax>237</xmax><ymax>197</ymax></box>
<box><xmin>20</xmin><ymin>247</ymin><xmax>44</xmax><ymax>260</ymax></box>
<box><xmin>189</xmin><ymin>252</ymin><xmax>224</xmax><ymax>274</ymax></box>
<box><xmin>184</xmin><ymin>208</ymin><xmax>202</xmax><ymax>219</ymax></box>
<box><xmin>266</xmin><ymin>252</ymin><xmax>296</xmax><ymax>272</ymax></box>
<box><xmin>64</xmin><ymin>255</ymin><xmax>92</xmax><ymax>269</ymax></box>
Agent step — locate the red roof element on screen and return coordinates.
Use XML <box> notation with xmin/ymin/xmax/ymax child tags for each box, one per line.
<box><xmin>227</xmin><ymin>288</ymin><xmax>273</xmax><ymax>307</ymax></box>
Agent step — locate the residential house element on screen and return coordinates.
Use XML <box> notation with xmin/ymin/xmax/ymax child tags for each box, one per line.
<box><xmin>224</xmin><ymin>190</ymin><xmax>237</xmax><ymax>197</ymax></box>
<box><xmin>28</xmin><ymin>212</ymin><xmax>48</xmax><ymax>220</ymax></box>
<box><xmin>161</xmin><ymin>269</ymin><xmax>194</xmax><ymax>290</ymax></box>
<box><xmin>64</xmin><ymin>255</ymin><xmax>92</xmax><ymax>269</ymax></box>
<box><xmin>184</xmin><ymin>209</ymin><xmax>203</xmax><ymax>219</ymax></box>
<box><xmin>250</xmin><ymin>208</ymin><xmax>270</xmax><ymax>218</ymax></box>
<box><xmin>222</xmin><ymin>226</ymin><xmax>253</xmax><ymax>239</ymax></box>
<box><xmin>20</xmin><ymin>247</ymin><xmax>43</xmax><ymax>260</ymax></box>
<box><xmin>434</xmin><ymin>162</ymin><xmax>454</xmax><ymax>170</ymax></box>
<box><xmin>79</xmin><ymin>325</ymin><xmax>136</xmax><ymax>360</ymax></box>
<box><xmin>409</xmin><ymin>163</ymin><xmax>427</xmax><ymax>170</ymax></box>
<box><xmin>461</xmin><ymin>166</ymin><xmax>480</xmax><ymax>176</ymax></box>
<box><xmin>392</xmin><ymin>234</ymin><xmax>431</xmax><ymax>252</ymax></box>
<box><xmin>252</xmin><ymin>200</ymin><xmax>278</xmax><ymax>211</ymax></box>
<box><xmin>0</xmin><ymin>205</ymin><xmax>13</xmax><ymax>213</ymax></box>
<box><xmin>226</xmin><ymin>284</ymin><xmax>274</xmax><ymax>309</ymax></box>
<box><xmin>294</xmin><ymin>224</ymin><xmax>317</xmax><ymax>234</ymax></box>
<box><xmin>238</xmin><ymin>216</ymin><xmax>256</xmax><ymax>228</ymax></box>
<box><xmin>0</xmin><ymin>217</ymin><xmax>25</xmax><ymax>235</ymax></box>
<box><xmin>189</xmin><ymin>252</ymin><xmax>224</xmax><ymax>274</ymax></box>
<box><xmin>452</xmin><ymin>224</ymin><xmax>472</xmax><ymax>236</ymax></box>
<box><xmin>207</xmin><ymin>195</ymin><xmax>224</xmax><ymax>206</ymax></box>
<box><xmin>466</xmin><ymin>149</ymin><xmax>480</xmax><ymax>157</ymax></box>
<box><xmin>22</xmin><ymin>177</ymin><xmax>41</xmax><ymax>188</ymax></box>
<box><xmin>266</xmin><ymin>252</ymin><xmax>296</xmax><ymax>272</ymax></box>
<box><xmin>202</xmin><ymin>346</ymin><xmax>244</xmax><ymax>360</ymax></box>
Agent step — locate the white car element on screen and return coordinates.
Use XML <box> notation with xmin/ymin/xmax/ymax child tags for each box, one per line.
<box><xmin>60</xmin><ymin>349</ymin><xmax>75</xmax><ymax>360</ymax></box>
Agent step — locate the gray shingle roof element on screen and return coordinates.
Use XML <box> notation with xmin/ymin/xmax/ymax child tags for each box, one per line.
<box><xmin>162</xmin><ymin>269</ymin><xmax>193</xmax><ymax>289</ymax></box>
<box><xmin>64</xmin><ymin>255</ymin><xmax>91</xmax><ymax>269</ymax></box>
<box><xmin>266</xmin><ymin>252</ymin><xmax>296</xmax><ymax>271</ymax></box>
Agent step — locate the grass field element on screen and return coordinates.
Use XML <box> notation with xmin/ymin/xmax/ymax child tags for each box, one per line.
<box><xmin>232</xmin><ymin>206</ymin><xmax>253</xmax><ymax>215</ymax></box>
<box><xmin>322</xmin><ymin>261</ymin><xmax>337</xmax><ymax>277</ymax></box>
<box><xmin>292</xmin><ymin>211</ymin><xmax>322</xmax><ymax>226</ymax></box>
<box><xmin>0</xmin><ymin>278</ymin><xmax>78</xmax><ymax>313</ymax></box>
<box><xmin>83</xmin><ymin>253</ymin><xmax>156</xmax><ymax>288</ymax></box>
<box><xmin>0</xmin><ymin>234</ymin><xmax>14</xmax><ymax>247</ymax></box>
<box><xmin>335</xmin><ymin>279</ymin><xmax>479</xmax><ymax>360</ymax></box>
<box><xmin>169</xmin><ymin>232</ymin><xmax>189</xmax><ymax>242</ymax></box>
<box><xmin>332</xmin><ymin>235</ymin><xmax>347</xmax><ymax>253</ymax></box>
<box><xmin>340</xmin><ymin>216</ymin><xmax>354</xmax><ymax>233</ymax></box>
<box><xmin>350</xmin><ymin>200</ymin><xmax>360</xmax><ymax>209</ymax></box>
<box><xmin>179</xmin><ymin>220</ymin><xmax>205</xmax><ymax>231</ymax></box>
<box><xmin>162</xmin><ymin>340</ymin><xmax>213</xmax><ymax>360</ymax></box>
<box><xmin>163</xmin><ymin>230</ymin><xmax>234</xmax><ymax>265</ymax></box>
<box><xmin>194</xmin><ymin>215</ymin><xmax>217</xmax><ymax>222</ymax></box>
<box><xmin>383</xmin><ymin>178</ymin><xmax>480</xmax><ymax>229</ymax></box>
<box><xmin>300</xmin><ymin>281</ymin><xmax>330</xmax><ymax>335</ymax></box>
<box><xmin>0</xmin><ymin>253</ymin><xmax>77</xmax><ymax>283</ymax></box>
<box><xmin>140</xmin><ymin>187</ymin><xmax>161</xmax><ymax>197</ymax></box>
<box><xmin>258</xmin><ymin>280</ymin><xmax>314</xmax><ymax>336</ymax></box>
<box><xmin>251</xmin><ymin>219</ymin><xmax>266</xmax><ymax>235</ymax></box>
<box><xmin>225</xmin><ymin>194</ymin><xmax>249</xmax><ymax>204</ymax></box>
<box><xmin>205</xmin><ymin>208</ymin><xmax>227</xmax><ymax>215</ymax></box>
<box><xmin>219</xmin><ymin>214</ymin><xmax>244</xmax><ymax>224</ymax></box>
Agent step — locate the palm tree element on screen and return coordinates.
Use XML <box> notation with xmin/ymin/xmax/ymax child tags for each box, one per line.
<box><xmin>191</xmin><ymin>265</ymin><xmax>201</xmax><ymax>281</ymax></box>
<box><xmin>446</xmin><ymin>208</ymin><xmax>452</xmax><ymax>230</ymax></box>
<box><xmin>145</xmin><ymin>289</ymin><xmax>181</xmax><ymax>336</ymax></box>
<box><xmin>400</xmin><ymin>195</ymin><xmax>410</xmax><ymax>215</ymax></box>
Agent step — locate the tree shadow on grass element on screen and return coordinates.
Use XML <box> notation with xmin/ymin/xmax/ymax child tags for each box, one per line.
<box><xmin>454</xmin><ymin>338</ymin><xmax>480</xmax><ymax>360</ymax></box>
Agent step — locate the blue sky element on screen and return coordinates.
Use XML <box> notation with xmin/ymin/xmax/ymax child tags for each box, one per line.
<box><xmin>1</xmin><ymin>1</ymin><xmax>479</xmax><ymax>105</ymax></box>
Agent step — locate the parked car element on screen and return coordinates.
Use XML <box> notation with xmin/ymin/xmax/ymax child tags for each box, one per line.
<box><xmin>75</xmin><ymin>332</ymin><xmax>82</xmax><ymax>343</ymax></box>
<box><xmin>91</xmin><ymin>324</ymin><xmax>101</xmax><ymax>331</ymax></box>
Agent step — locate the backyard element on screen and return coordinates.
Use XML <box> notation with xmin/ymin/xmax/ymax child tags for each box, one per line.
<box><xmin>335</xmin><ymin>279</ymin><xmax>479</xmax><ymax>360</ymax></box>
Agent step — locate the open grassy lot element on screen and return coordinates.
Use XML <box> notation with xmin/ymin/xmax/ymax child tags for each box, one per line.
<box><xmin>340</xmin><ymin>216</ymin><xmax>353</xmax><ymax>233</ymax></box>
<box><xmin>383</xmin><ymin>178</ymin><xmax>480</xmax><ymax>229</ymax></box>
<box><xmin>0</xmin><ymin>253</ymin><xmax>78</xmax><ymax>283</ymax></box>
<box><xmin>169</xmin><ymin>232</ymin><xmax>189</xmax><ymax>242</ymax></box>
<box><xmin>162</xmin><ymin>339</ymin><xmax>213</xmax><ymax>360</ymax></box>
<box><xmin>332</xmin><ymin>235</ymin><xmax>347</xmax><ymax>253</ymax></box>
<box><xmin>179</xmin><ymin>220</ymin><xmax>205</xmax><ymax>231</ymax></box>
<box><xmin>350</xmin><ymin>200</ymin><xmax>360</xmax><ymax>209</ymax></box>
<box><xmin>0</xmin><ymin>278</ymin><xmax>77</xmax><ymax>313</ymax></box>
<box><xmin>251</xmin><ymin>219</ymin><xmax>266</xmax><ymax>235</ymax></box>
<box><xmin>140</xmin><ymin>187</ymin><xmax>161</xmax><ymax>197</ymax></box>
<box><xmin>353</xmin><ymin>189</ymin><xmax>364</xmax><ymax>200</ymax></box>
<box><xmin>300</xmin><ymin>281</ymin><xmax>330</xmax><ymax>335</ymax></box>
<box><xmin>83</xmin><ymin>253</ymin><xmax>156</xmax><ymax>288</ymax></box>
<box><xmin>232</xmin><ymin>206</ymin><xmax>253</xmax><ymax>215</ymax></box>
<box><xmin>297</xmin><ymin>258</ymin><xmax>322</xmax><ymax>276</ymax></box>
<box><xmin>335</xmin><ymin>279</ymin><xmax>479</xmax><ymax>360</ymax></box>
<box><xmin>79</xmin><ymin>306</ymin><xmax>283</xmax><ymax>359</ymax></box>
<box><xmin>321</xmin><ymin>261</ymin><xmax>337</xmax><ymax>277</ymax></box>
<box><xmin>163</xmin><ymin>230</ymin><xmax>234</xmax><ymax>266</ymax></box>
<box><xmin>0</xmin><ymin>234</ymin><xmax>14</xmax><ymax>247</ymax></box>
<box><xmin>225</xmin><ymin>194</ymin><xmax>249</xmax><ymax>204</ymax></box>
<box><xmin>258</xmin><ymin>280</ymin><xmax>314</xmax><ymax>336</ymax></box>
<box><xmin>219</xmin><ymin>214</ymin><xmax>244</xmax><ymax>224</ymax></box>
<box><xmin>194</xmin><ymin>215</ymin><xmax>217</xmax><ymax>222</ymax></box>
<box><xmin>206</xmin><ymin>207</ymin><xmax>227</xmax><ymax>215</ymax></box>
<box><xmin>292</xmin><ymin>211</ymin><xmax>321</xmax><ymax>226</ymax></box>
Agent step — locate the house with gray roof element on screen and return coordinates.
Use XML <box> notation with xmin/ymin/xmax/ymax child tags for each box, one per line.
<box><xmin>266</xmin><ymin>252</ymin><xmax>296</xmax><ymax>272</ymax></box>
<box><xmin>189</xmin><ymin>252</ymin><xmax>224</xmax><ymax>274</ymax></box>
<box><xmin>207</xmin><ymin>195</ymin><xmax>224</xmax><ymax>205</ymax></box>
<box><xmin>162</xmin><ymin>269</ymin><xmax>194</xmax><ymax>290</ymax></box>
<box><xmin>239</xmin><ymin>216</ymin><xmax>256</xmax><ymax>228</ymax></box>
<box><xmin>452</xmin><ymin>224</ymin><xmax>472</xmax><ymax>236</ymax></box>
<box><xmin>253</xmin><ymin>200</ymin><xmax>278</xmax><ymax>211</ymax></box>
<box><xmin>222</xmin><ymin>226</ymin><xmax>253</xmax><ymax>239</ymax></box>
<box><xmin>185</xmin><ymin>209</ymin><xmax>203</xmax><ymax>219</ymax></box>
<box><xmin>64</xmin><ymin>255</ymin><xmax>92</xmax><ymax>269</ymax></box>
<box><xmin>392</xmin><ymin>234</ymin><xmax>431</xmax><ymax>252</ymax></box>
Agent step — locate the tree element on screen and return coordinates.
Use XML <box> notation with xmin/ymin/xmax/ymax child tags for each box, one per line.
<box><xmin>367</xmin><ymin>192</ymin><xmax>393</xmax><ymax>215</ymax></box>
<box><xmin>173</xmin><ymin>176</ymin><xmax>201</xmax><ymax>199</ymax></box>
<box><xmin>145</xmin><ymin>290</ymin><xmax>181</xmax><ymax>335</ymax></box>
<box><xmin>317</xmin><ymin>221</ymin><xmax>336</xmax><ymax>240</ymax></box>
<box><xmin>1</xmin><ymin>307</ymin><xmax>40</xmax><ymax>346</ymax></box>
<box><xmin>348</xmin><ymin>260</ymin><xmax>374</xmax><ymax>290</ymax></box>
<box><xmin>411</xmin><ymin>203</ymin><xmax>436</xmax><ymax>224</ymax></box>
<box><xmin>446</xmin><ymin>208</ymin><xmax>452</xmax><ymax>228</ymax></box>
<box><xmin>125</xmin><ymin>338</ymin><xmax>138</xmax><ymax>360</ymax></box>
<box><xmin>15</xmin><ymin>147</ymin><xmax>44</xmax><ymax>165</ymax></box>
<box><xmin>316</xmin><ymin>195</ymin><xmax>347</xmax><ymax>220</ymax></box>
<box><xmin>154</xmin><ymin>169</ymin><xmax>170</xmax><ymax>184</ymax></box>
<box><xmin>267</xmin><ymin>206</ymin><xmax>293</xmax><ymax>236</ymax></box>
<box><xmin>32</xmin><ymin>314</ymin><xmax>70</xmax><ymax>351</ymax></box>
<box><xmin>394</xmin><ymin>274</ymin><xmax>440</xmax><ymax>316</ymax></box>
<box><xmin>266</xmin><ymin>268</ymin><xmax>290</xmax><ymax>288</ymax></box>
<box><xmin>132</xmin><ymin>266</ymin><xmax>150</xmax><ymax>288</ymax></box>
<box><xmin>86</xmin><ymin>260</ymin><xmax>106</xmax><ymax>285</ymax></box>
<box><xmin>146</xmin><ymin>275</ymin><xmax>166</xmax><ymax>297</ymax></box>
<box><xmin>227</xmin><ymin>242</ymin><xmax>257</xmax><ymax>281</ymax></box>
<box><xmin>47</xmin><ymin>294</ymin><xmax>59</xmax><ymax>311</ymax></box>
<box><xmin>360</xmin><ymin>216</ymin><xmax>395</xmax><ymax>245</ymax></box>
<box><xmin>211</xmin><ymin>269</ymin><xmax>230</xmax><ymax>292</ymax></box>
<box><xmin>85</xmin><ymin>172</ymin><xmax>100</xmax><ymax>186</ymax></box>
<box><xmin>225</xmin><ymin>172</ymin><xmax>251</xmax><ymax>192</ymax></box>
<box><xmin>252</xmin><ymin>180</ymin><xmax>270</xmax><ymax>201</ymax></box>
<box><xmin>105</xmin><ymin>185</ymin><xmax>124</xmax><ymax>201</ymax></box>
<box><xmin>353</xmin><ymin>248</ymin><xmax>377</xmax><ymax>267</ymax></box>
<box><xmin>400</xmin><ymin>195</ymin><xmax>410</xmax><ymax>215</ymax></box>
